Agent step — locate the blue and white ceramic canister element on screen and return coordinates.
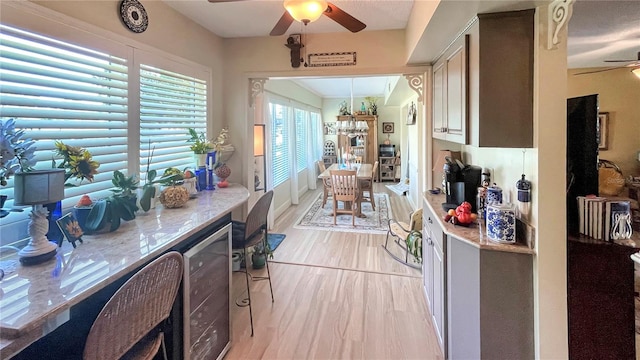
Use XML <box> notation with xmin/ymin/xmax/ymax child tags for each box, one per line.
<box><xmin>486</xmin><ymin>184</ymin><xmax>503</xmax><ymax>205</ymax></box>
<box><xmin>486</xmin><ymin>202</ymin><xmax>516</xmax><ymax>243</ymax></box>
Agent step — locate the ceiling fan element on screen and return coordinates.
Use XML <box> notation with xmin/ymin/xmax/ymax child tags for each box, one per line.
<box><xmin>575</xmin><ymin>51</ymin><xmax>640</xmax><ymax>77</ymax></box>
<box><xmin>207</xmin><ymin>0</ymin><xmax>366</xmax><ymax>36</ymax></box>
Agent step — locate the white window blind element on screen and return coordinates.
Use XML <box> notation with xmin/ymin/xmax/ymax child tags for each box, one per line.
<box><xmin>294</xmin><ymin>108</ymin><xmax>307</xmax><ymax>172</ymax></box>
<box><xmin>139</xmin><ymin>64</ymin><xmax>207</xmax><ymax>177</ymax></box>
<box><xmin>0</xmin><ymin>24</ymin><xmax>129</xmax><ymax>215</ymax></box>
<box><xmin>269</xmin><ymin>102</ymin><xmax>290</xmax><ymax>187</ymax></box>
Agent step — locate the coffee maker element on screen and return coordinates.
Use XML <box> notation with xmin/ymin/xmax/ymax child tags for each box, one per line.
<box><xmin>442</xmin><ymin>157</ymin><xmax>482</xmax><ymax>212</ymax></box>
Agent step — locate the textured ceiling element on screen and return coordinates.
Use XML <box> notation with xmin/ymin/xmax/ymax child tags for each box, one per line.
<box><xmin>162</xmin><ymin>0</ymin><xmax>640</xmax><ymax>98</ymax></box>
<box><xmin>163</xmin><ymin>0</ymin><xmax>414</xmax><ymax>38</ymax></box>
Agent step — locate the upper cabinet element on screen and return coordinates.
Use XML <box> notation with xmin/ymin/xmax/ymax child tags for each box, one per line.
<box><xmin>432</xmin><ymin>35</ymin><xmax>469</xmax><ymax>145</ymax></box>
<box><xmin>469</xmin><ymin>9</ymin><xmax>535</xmax><ymax>148</ymax></box>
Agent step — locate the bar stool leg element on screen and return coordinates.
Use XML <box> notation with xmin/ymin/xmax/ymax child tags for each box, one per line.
<box><xmin>263</xmin><ymin>236</ymin><xmax>274</xmax><ymax>302</ymax></box>
<box><xmin>243</xmin><ymin>246</ymin><xmax>254</xmax><ymax>336</ymax></box>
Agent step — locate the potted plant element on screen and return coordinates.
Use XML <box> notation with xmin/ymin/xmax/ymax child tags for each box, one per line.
<box><xmin>365</xmin><ymin>96</ymin><xmax>378</xmax><ymax>115</ymax></box>
<box><xmin>187</xmin><ymin>128</ymin><xmax>213</xmax><ymax>168</ymax></box>
<box><xmin>0</xmin><ymin>118</ymin><xmax>37</xmax><ymax>216</ymax></box>
<box><xmin>251</xmin><ymin>240</ymin><xmax>273</xmax><ymax>269</ymax></box>
<box><xmin>158</xmin><ymin>167</ymin><xmax>190</xmax><ymax>208</ymax></box>
<box><xmin>139</xmin><ymin>141</ymin><xmax>160</xmax><ymax>212</ymax></box>
<box><xmin>84</xmin><ymin>170</ymin><xmax>139</xmax><ymax>233</ymax></box>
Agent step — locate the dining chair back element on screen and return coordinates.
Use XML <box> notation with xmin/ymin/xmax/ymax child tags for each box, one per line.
<box><xmin>83</xmin><ymin>251</ymin><xmax>184</xmax><ymax>360</ymax></box>
<box><xmin>330</xmin><ymin>170</ymin><xmax>359</xmax><ymax>226</ymax></box>
<box><xmin>317</xmin><ymin>160</ymin><xmax>332</xmax><ymax>207</ymax></box>
<box><xmin>360</xmin><ymin>161</ymin><xmax>379</xmax><ymax>211</ymax></box>
<box><xmin>231</xmin><ymin>190</ymin><xmax>274</xmax><ymax>336</ymax></box>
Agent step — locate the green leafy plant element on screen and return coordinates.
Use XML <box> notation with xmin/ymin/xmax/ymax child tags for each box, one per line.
<box><xmin>84</xmin><ymin>170</ymin><xmax>138</xmax><ymax>233</ymax></box>
<box><xmin>187</xmin><ymin>128</ymin><xmax>213</xmax><ymax>154</ymax></box>
<box><xmin>139</xmin><ymin>141</ymin><xmax>161</xmax><ymax>212</ymax></box>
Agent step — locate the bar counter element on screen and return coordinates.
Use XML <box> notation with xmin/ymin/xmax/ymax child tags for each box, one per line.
<box><xmin>423</xmin><ymin>192</ymin><xmax>535</xmax><ymax>254</ymax></box>
<box><xmin>0</xmin><ymin>184</ymin><xmax>249</xmax><ymax>358</ymax></box>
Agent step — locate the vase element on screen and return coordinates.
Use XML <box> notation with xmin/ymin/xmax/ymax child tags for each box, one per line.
<box><xmin>73</xmin><ymin>205</ymin><xmax>94</xmax><ymax>234</ymax></box>
<box><xmin>251</xmin><ymin>253</ymin><xmax>266</xmax><ymax>269</ymax></box>
<box><xmin>194</xmin><ymin>153</ymin><xmax>207</xmax><ymax>168</ymax></box>
<box><xmin>182</xmin><ymin>178</ymin><xmax>198</xmax><ymax>197</ymax></box>
<box><xmin>45</xmin><ymin>201</ymin><xmax>64</xmax><ymax>246</ymax></box>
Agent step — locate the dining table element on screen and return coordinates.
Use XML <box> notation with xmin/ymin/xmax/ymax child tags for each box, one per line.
<box><xmin>318</xmin><ymin>163</ymin><xmax>373</xmax><ymax>217</ymax></box>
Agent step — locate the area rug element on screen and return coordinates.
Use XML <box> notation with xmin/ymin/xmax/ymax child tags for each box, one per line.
<box><xmin>294</xmin><ymin>193</ymin><xmax>392</xmax><ymax>234</ymax></box>
<box><xmin>267</xmin><ymin>233</ymin><xmax>286</xmax><ymax>251</ymax></box>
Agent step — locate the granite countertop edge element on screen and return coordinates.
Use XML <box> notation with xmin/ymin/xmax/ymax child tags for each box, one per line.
<box><xmin>423</xmin><ymin>192</ymin><xmax>536</xmax><ymax>255</ymax></box>
<box><xmin>0</xmin><ymin>184</ymin><xmax>250</xmax><ymax>358</ymax></box>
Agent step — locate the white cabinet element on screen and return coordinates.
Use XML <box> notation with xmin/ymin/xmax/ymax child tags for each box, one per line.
<box><xmin>422</xmin><ymin>200</ymin><xmax>446</xmax><ymax>356</ymax></box>
<box><xmin>432</xmin><ymin>35</ymin><xmax>468</xmax><ymax>145</ymax></box>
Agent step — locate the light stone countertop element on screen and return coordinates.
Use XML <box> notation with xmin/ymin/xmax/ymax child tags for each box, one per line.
<box><xmin>423</xmin><ymin>192</ymin><xmax>536</xmax><ymax>255</ymax></box>
<box><xmin>0</xmin><ymin>184</ymin><xmax>249</xmax><ymax>358</ymax></box>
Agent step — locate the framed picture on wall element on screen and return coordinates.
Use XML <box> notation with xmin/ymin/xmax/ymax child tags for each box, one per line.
<box><xmin>324</xmin><ymin>122</ymin><xmax>336</xmax><ymax>135</ymax></box>
<box><xmin>597</xmin><ymin>112</ymin><xmax>609</xmax><ymax>150</ymax></box>
<box><xmin>406</xmin><ymin>102</ymin><xmax>417</xmax><ymax>125</ymax></box>
<box><xmin>382</xmin><ymin>122</ymin><xmax>394</xmax><ymax>133</ymax></box>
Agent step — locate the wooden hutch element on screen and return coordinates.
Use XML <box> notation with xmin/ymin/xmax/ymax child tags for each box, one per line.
<box><xmin>336</xmin><ymin>114</ymin><xmax>378</xmax><ymax>165</ymax></box>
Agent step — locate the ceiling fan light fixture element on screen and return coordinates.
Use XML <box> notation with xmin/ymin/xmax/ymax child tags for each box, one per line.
<box><xmin>632</xmin><ymin>67</ymin><xmax>640</xmax><ymax>79</ymax></box>
<box><xmin>284</xmin><ymin>0</ymin><xmax>327</xmax><ymax>24</ymax></box>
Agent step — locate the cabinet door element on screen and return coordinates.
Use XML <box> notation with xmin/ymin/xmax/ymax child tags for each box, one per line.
<box><xmin>432</xmin><ymin>241</ymin><xmax>446</xmax><ymax>351</ymax></box>
<box><xmin>432</xmin><ymin>61</ymin><xmax>447</xmax><ymax>140</ymax></box>
<box><xmin>422</xmin><ymin>223</ymin><xmax>434</xmax><ymax>312</ymax></box>
<box><xmin>445</xmin><ymin>38</ymin><xmax>468</xmax><ymax>144</ymax></box>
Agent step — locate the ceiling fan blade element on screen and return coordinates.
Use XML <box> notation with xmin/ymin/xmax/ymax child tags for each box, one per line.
<box><xmin>270</xmin><ymin>11</ymin><xmax>294</xmax><ymax>36</ymax></box>
<box><xmin>574</xmin><ymin>66</ymin><xmax>627</xmax><ymax>75</ymax></box>
<box><xmin>323</xmin><ymin>3</ymin><xmax>366</xmax><ymax>33</ymax></box>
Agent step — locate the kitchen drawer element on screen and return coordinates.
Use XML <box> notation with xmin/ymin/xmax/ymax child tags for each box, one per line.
<box><xmin>424</xmin><ymin>202</ymin><xmax>445</xmax><ymax>251</ymax></box>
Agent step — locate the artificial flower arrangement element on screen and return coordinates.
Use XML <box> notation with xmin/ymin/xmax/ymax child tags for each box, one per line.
<box><xmin>53</xmin><ymin>141</ymin><xmax>99</xmax><ymax>186</ymax></box>
<box><xmin>0</xmin><ymin>118</ymin><xmax>37</xmax><ymax>187</ymax></box>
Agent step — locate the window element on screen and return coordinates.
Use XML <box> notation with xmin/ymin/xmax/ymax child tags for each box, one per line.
<box><xmin>269</xmin><ymin>102</ymin><xmax>289</xmax><ymax>187</ymax></box>
<box><xmin>139</xmin><ymin>64</ymin><xmax>207</xmax><ymax>178</ymax></box>
<box><xmin>0</xmin><ymin>24</ymin><xmax>129</xmax><ymax>212</ymax></box>
<box><xmin>294</xmin><ymin>108</ymin><xmax>307</xmax><ymax>172</ymax></box>
<box><xmin>0</xmin><ymin>21</ymin><xmax>210</xmax><ymax>245</ymax></box>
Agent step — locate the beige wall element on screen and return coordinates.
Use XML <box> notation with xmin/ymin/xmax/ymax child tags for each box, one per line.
<box><xmin>567</xmin><ymin>68</ymin><xmax>640</xmax><ymax>178</ymax></box>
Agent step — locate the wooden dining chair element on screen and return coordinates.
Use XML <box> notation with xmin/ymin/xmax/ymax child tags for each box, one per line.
<box><xmin>317</xmin><ymin>160</ymin><xmax>333</xmax><ymax>207</ymax></box>
<box><xmin>359</xmin><ymin>161</ymin><xmax>379</xmax><ymax>211</ymax></box>
<box><xmin>330</xmin><ymin>169</ymin><xmax>359</xmax><ymax>226</ymax></box>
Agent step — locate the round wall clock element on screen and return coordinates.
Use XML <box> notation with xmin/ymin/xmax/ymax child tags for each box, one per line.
<box><xmin>120</xmin><ymin>0</ymin><xmax>148</xmax><ymax>33</ymax></box>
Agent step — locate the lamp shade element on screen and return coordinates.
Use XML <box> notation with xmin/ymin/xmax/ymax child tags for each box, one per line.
<box><xmin>254</xmin><ymin>124</ymin><xmax>265</xmax><ymax>157</ymax></box>
<box><xmin>13</xmin><ymin>169</ymin><xmax>65</xmax><ymax>205</ymax></box>
<box><xmin>284</xmin><ymin>0</ymin><xmax>327</xmax><ymax>23</ymax></box>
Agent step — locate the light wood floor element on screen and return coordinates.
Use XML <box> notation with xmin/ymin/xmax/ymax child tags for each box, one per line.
<box><xmin>226</xmin><ymin>183</ymin><xmax>444</xmax><ymax>360</ymax></box>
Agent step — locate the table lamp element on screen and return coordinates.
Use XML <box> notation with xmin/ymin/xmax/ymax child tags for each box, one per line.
<box><xmin>13</xmin><ymin>169</ymin><xmax>65</xmax><ymax>265</ymax></box>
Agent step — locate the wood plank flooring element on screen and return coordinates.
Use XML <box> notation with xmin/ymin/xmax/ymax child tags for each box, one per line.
<box><xmin>226</xmin><ymin>183</ymin><xmax>443</xmax><ymax>360</ymax></box>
